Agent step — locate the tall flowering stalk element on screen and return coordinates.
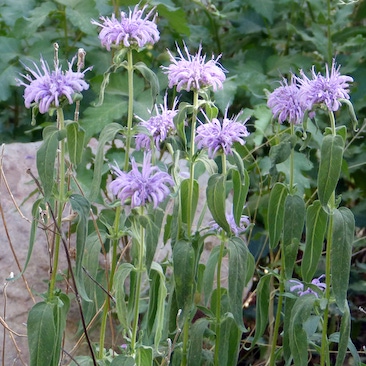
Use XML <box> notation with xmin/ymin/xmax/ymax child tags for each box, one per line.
<box><xmin>92</xmin><ymin>5</ymin><xmax>160</xmax><ymax>357</ymax></box>
<box><xmin>163</xmin><ymin>43</ymin><xmax>226</xmax><ymax>366</ymax></box>
<box><xmin>267</xmin><ymin>59</ymin><xmax>355</xmax><ymax>366</ymax></box>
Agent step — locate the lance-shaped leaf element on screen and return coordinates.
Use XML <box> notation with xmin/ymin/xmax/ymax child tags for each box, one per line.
<box><xmin>232</xmin><ymin>168</ymin><xmax>250</xmax><ymax>226</ymax></box>
<box><xmin>28</xmin><ymin>301</ymin><xmax>56</xmax><ymax>366</ymax></box>
<box><xmin>335</xmin><ymin>303</ymin><xmax>351</xmax><ymax>366</ymax></box>
<box><xmin>134</xmin><ymin>61</ymin><xmax>159</xmax><ymax>103</ymax></box>
<box><xmin>114</xmin><ymin>263</ymin><xmax>135</xmax><ymax>330</ymax></box>
<box><xmin>69</xmin><ymin>194</ymin><xmax>91</xmax><ymax>301</ymax></box>
<box><xmin>317</xmin><ymin>134</ymin><xmax>344</xmax><ymax>207</ymax></box>
<box><xmin>331</xmin><ymin>207</ymin><xmax>355</xmax><ymax>312</ymax></box>
<box><xmin>207</xmin><ymin>173</ymin><xmax>230</xmax><ymax>233</ymax></box>
<box><xmin>301</xmin><ymin>200</ymin><xmax>328</xmax><ymax>282</ymax></box>
<box><xmin>268</xmin><ymin>182</ymin><xmax>288</xmax><ymax>249</ymax></box>
<box><xmin>251</xmin><ymin>274</ymin><xmax>271</xmax><ymax>347</ymax></box>
<box><xmin>88</xmin><ymin>122</ymin><xmax>123</xmax><ymax>201</ymax></box>
<box><xmin>180</xmin><ymin>178</ymin><xmax>199</xmax><ymax>227</ymax></box>
<box><xmin>66</xmin><ymin>121</ymin><xmax>85</xmax><ymax>166</ymax></box>
<box><xmin>227</xmin><ymin>237</ymin><xmax>254</xmax><ymax>330</ymax></box>
<box><xmin>289</xmin><ymin>295</ymin><xmax>317</xmax><ymax>366</ymax></box>
<box><xmin>173</xmin><ymin>240</ymin><xmax>196</xmax><ymax>317</ymax></box>
<box><xmin>36</xmin><ymin>126</ymin><xmax>59</xmax><ymax>200</ymax></box>
<box><xmin>283</xmin><ymin>194</ymin><xmax>305</xmax><ymax>278</ymax></box>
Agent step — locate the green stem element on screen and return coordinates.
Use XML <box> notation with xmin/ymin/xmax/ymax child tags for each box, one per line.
<box><xmin>320</xmin><ymin>190</ymin><xmax>335</xmax><ymax>366</ymax></box>
<box><xmin>186</xmin><ymin>91</ymin><xmax>199</xmax><ymax>235</ymax></box>
<box><xmin>289</xmin><ymin>123</ymin><xmax>295</xmax><ymax>194</ymax></box>
<box><xmin>269</xmin><ymin>254</ymin><xmax>285</xmax><ymax>365</ymax></box>
<box><xmin>131</xmin><ymin>207</ymin><xmax>145</xmax><ymax>354</ymax></box>
<box><xmin>98</xmin><ymin>205</ymin><xmax>121</xmax><ymax>358</ymax></box>
<box><xmin>124</xmin><ymin>49</ymin><xmax>134</xmax><ymax>171</ymax></box>
<box><xmin>214</xmin><ymin>153</ymin><xmax>227</xmax><ymax>365</ymax></box>
<box><xmin>49</xmin><ymin>108</ymin><xmax>66</xmax><ymax>299</ymax></box>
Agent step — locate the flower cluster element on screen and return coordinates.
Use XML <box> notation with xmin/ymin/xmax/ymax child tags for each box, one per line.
<box><xmin>91</xmin><ymin>4</ymin><xmax>159</xmax><ymax>51</ymax></box>
<box><xmin>17</xmin><ymin>57</ymin><xmax>91</xmax><ymax>114</ymax></box>
<box><xmin>135</xmin><ymin>95</ymin><xmax>178</xmax><ymax>151</ymax></box>
<box><xmin>196</xmin><ymin>110</ymin><xmax>249</xmax><ymax>158</ymax></box>
<box><xmin>267</xmin><ymin>60</ymin><xmax>353</xmax><ymax>124</ymax></box>
<box><xmin>162</xmin><ymin>43</ymin><xmax>226</xmax><ymax>92</ymax></box>
<box><xmin>267</xmin><ymin>75</ymin><xmax>305</xmax><ymax>125</ymax></box>
<box><xmin>289</xmin><ymin>275</ymin><xmax>326</xmax><ymax>298</ymax></box>
<box><xmin>109</xmin><ymin>153</ymin><xmax>173</xmax><ymax>209</ymax></box>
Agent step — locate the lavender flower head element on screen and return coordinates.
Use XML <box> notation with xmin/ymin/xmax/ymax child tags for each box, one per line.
<box><xmin>135</xmin><ymin>95</ymin><xmax>178</xmax><ymax>151</ymax></box>
<box><xmin>162</xmin><ymin>43</ymin><xmax>226</xmax><ymax>92</ymax></box>
<box><xmin>297</xmin><ymin>59</ymin><xmax>353</xmax><ymax>112</ymax></box>
<box><xmin>91</xmin><ymin>5</ymin><xmax>159</xmax><ymax>51</ymax></box>
<box><xmin>289</xmin><ymin>275</ymin><xmax>326</xmax><ymax>298</ymax></box>
<box><xmin>109</xmin><ymin>152</ymin><xmax>173</xmax><ymax>209</ymax></box>
<box><xmin>196</xmin><ymin>110</ymin><xmax>250</xmax><ymax>158</ymax></box>
<box><xmin>16</xmin><ymin>57</ymin><xmax>91</xmax><ymax>114</ymax></box>
<box><xmin>267</xmin><ymin>75</ymin><xmax>306</xmax><ymax>125</ymax></box>
<box><xmin>210</xmin><ymin>213</ymin><xmax>250</xmax><ymax>236</ymax></box>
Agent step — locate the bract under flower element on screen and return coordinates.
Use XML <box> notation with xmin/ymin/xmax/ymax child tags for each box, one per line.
<box><xmin>109</xmin><ymin>152</ymin><xmax>173</xmax><ymax>209</ymax></box>
<box><xmin>91</xmin><ymin>4</ymin><xmax>159</xmax><ymax>51</ymax></box>
<box><xmin>17</xmin><ymin>56</ymin><xmax>91</xmax><ymax>114</ymax></box>
<box><xmin>162</xmin><ymin>43</ymin><xmax>226</xmax><ymax>92</ymax></box>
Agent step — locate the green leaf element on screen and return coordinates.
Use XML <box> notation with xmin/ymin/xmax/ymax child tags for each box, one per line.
<box><xmin>28</xmin><ymin>302</ymin><xmax>56</xmax><ymax>366</ymax></box>
<box><xmin>331</xmin><ymin>207</ymin><xmax>355</xmax><ymax>312</ymax></box>
<box><xmin>218</xmin><ymin>314</ymin><xmax>242</xmax><ymax>366</ymax></box>
<box><xmin>232</xmin><ymin>168</ymin><xmax>250</xmax><ymax>226</ymax></box>
<box><xmin>134</xmin><ymin>62</ymin><xmax>159</xmax><ymax>104</ymax></box>
<box><xmin>267</xmin><ymin>182</ymin><xmax>288</xmax><ymax>249</ymax></box>
<box><xmin>335</xmin><ymin>303</ymin><xmax>351</xmax><ymax>366</ymax></box>
<box><xmin>69</xmin><ymin>194</ymin><xmax>91</xmax><ymax>301</ymax></box>
<box><xmin>114</xmin><ymin>263</ymin><xmax>135</xmax><ymax>330</ymax></box>
<box><xmin>251</xmin><ymin>274</ymin><xmax>271</xmax><ymax>347</ymax></box>
<box><xmin>188</xmin><ymin>318</ymin><xmax>209</xmax><ymax>365</ymax></box>
<box><xmin>36</xmin><ymin>127</ymin><xmax>59</xmax><ymax>200</ymax></box>
<box><xmin>227</xmin><ymin>237</ymin><xmax>254</xmax><ymax>330</ymax></box>
<box><xmin>207</xmin><ymin>174</ymin><xmax>230</xmax><ymax>233</ymax></box>
<box><xmin>180</xmin><ymin>178</ymin><xmax>199</xmax><ymax>227</ymax></box>
<box><xmin>289</xmin><ymin>295</ymin><xmax>316</xmax><ymax>366</ymax></box>
<box><xmin>173</xmin><ymin>240</ymin><xmax>195</xmax><ymax>317</ymax></box>
<box><xmin>202</xmin><ymin>245</ymin><xmax>222</xmax><ymax>305</ymax></box>
<box><xmin>136</xmin><ymin>345</ymin><xmax>153</xmax><ymax>366</ymax></box>
<box><xmin>153</xmin><ymin>2</ymin><xmax>190</xmax><ymax>35</ymax></box>
<box><xmin>66</xmin><ymin>122</ymin><xmax>85</xmax><ymax>166</ymax></box>
<box><xmin>283</xmin><ymin>194</ymin><xmax>305</xmax><ymax>278</ymax></box>
<box><xmin>301</xmin><ymin>200</ymin><xmax>328</xmax><ymax>282</ymax></box>
<box><xmin>88</xmin><ymin>122</ymin><xmax>123</xmax><ymax>201</ymax></box>
<box><xmin>317</xmin><ymin>134</ymin><xmax>344</xmax><ymax>207</ymax></box>
<box><xmin>146</xmin><ymin>262</ymin><xmax>167</xmax><ymax>349</ymax></box>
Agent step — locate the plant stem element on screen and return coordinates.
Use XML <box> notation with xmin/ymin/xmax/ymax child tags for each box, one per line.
<box><xmin>49</xmin><ymin>108</ymin><xmax>66</xmax><ymax>299</ymax></box>
<box><xmin>214</xmin><ymin>153</ymin><xmax>227</xmax><ymax>365</ymax></box>
<box><xmin>98</xmin><ymin>205</ymin><xmax>121</xmax><ymax>358</ymax></box>
<box><xmin>131</xmin><ymin>207</ymin><xmax>145</xmax><ymax>354</ymax></box>
<box><xmin>124</xmin><ymin>48</ymin><xmax>134</xmax><ymax>171</ymax></box>
<box><xmin>186</xmin><ymin>91</ymin><xmax>199</xmax><ymax>235</ymax></box>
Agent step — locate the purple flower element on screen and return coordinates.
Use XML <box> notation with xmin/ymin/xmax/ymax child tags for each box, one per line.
<box><xmin>289</xmin><ymin>275</ymin><xmax>326</xmax><ymax>298</ymax></box>
<box><xmin>267</xmin><ymin>75</ymin><xmax>306</xmax><ymax>125</ymax></box>
<box><xmin>17</xmin><ymin>57</ymin><xmax>91</xmax><ymax>114</ymax></box>
<box><xmin>135</xmin><ymin>95</ymin><xmax>178</xmax><ymax>151</ymax></box>
<box><xmin>162</xmin><ymin>43</ymin><xmax>226</xmax><ymax>92</ymax></box>
<box><xmin>91</xmin><ymin>5</ymin><xmax>159</xmax><ymax>51</ymax></box>
<box><xmin>297</xmin><ymin>60</ymin><xmax>353</xmax><ymax>112</ymax></box>
<box><xmin>196</xmin><ymin>110</ymin><xmax>249</xmax><ymax>158</ymax></box>
<box><xmin>109</xmin><ymin>152</ymin><xmax>173</xmax><ymax>209</ymax></box>
<box><xmin>210</xmin><ymin>213</ymin><xmax>250</xmax><ymax>236</ymax></box>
